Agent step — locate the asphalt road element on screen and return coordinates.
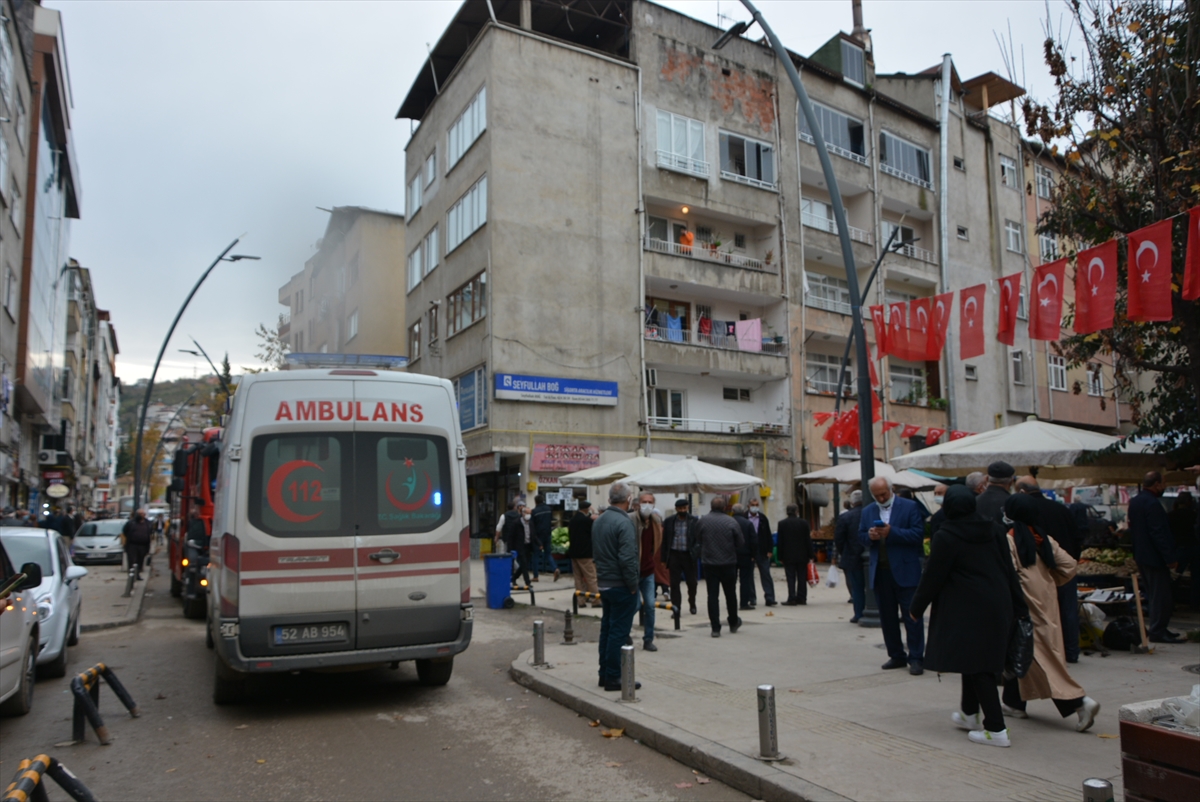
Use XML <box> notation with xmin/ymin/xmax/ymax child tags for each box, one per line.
<box><xmin>0</xmin><ymin>568</ymin><xmax>747</xmax><ymax>801</ymax></box>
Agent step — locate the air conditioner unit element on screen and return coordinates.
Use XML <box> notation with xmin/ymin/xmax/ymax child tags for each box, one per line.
<box><xmin>645</xmin><ymin>369</ymin><xmax>658</xmax><ymax>388</ymax></box>
<box><xmin>37</xmin><ymin>450</ymin><xmax>56</xmax><ymax>465</ymax></box>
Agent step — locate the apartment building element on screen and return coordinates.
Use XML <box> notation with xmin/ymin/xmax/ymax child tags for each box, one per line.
<box><xmin>278</xmin><ymin>206</ymin><xmax>406</xmax><ymax>357</ymax></box>
<box><xmin>398</xmin><ymin>0</ymin><xmax>1046</xmax><ymax>531</ymax></box>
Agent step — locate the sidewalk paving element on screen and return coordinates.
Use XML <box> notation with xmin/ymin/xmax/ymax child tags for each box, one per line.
<box><xmin>77</xmin><ymin>547</ymin><xmax>159</xmax><ymax>632</ymax></box>
<box><xmin>486</xmin><ymin>559</ymin><xmax>1200</xmax><ymax>802</ymax></box>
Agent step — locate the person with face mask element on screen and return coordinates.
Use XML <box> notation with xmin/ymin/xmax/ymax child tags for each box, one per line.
<box><xmin>122</xmin><ymin>508</ymin><xmax>155</xmax><ymax>581</ymax></box>
<box><xmin>660</xmin><ymin>499</ymin><xmax>700</xmax><ymax>615</ymax></box>
<box><xmin>746</xmin><ymin>497</ymin><xmax>776</xmax><ymax>607</ymax></box>
<box><xmin>629</xmin><ymin>493</ymin><xmax>665</xmax><ymax>651</ymax></box>
<box><xmin>928</xmin><ymin>484</ymin><xmax>948</xmax><ymax>538</ymax></box>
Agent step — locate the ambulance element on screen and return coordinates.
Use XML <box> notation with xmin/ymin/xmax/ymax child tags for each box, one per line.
<box><xmin>207</xmin><ymin>358</ymin><xmax>472</xmax><ymax>703</ymax></box>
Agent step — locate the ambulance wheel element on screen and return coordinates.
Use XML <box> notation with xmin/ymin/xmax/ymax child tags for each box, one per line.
<box><xmin>416</xmin><ymin>657</ymin><xmax>454</xmax><ymax>686</ymax></box>
<box><xmin>183</xmin><ymin>594</ymin><xmax>206</xmax><ymax>620</ymax></box>
<box><xmin>170</xmin><ymin>574</ymin><xmax>183</xmax><ymax>598</ymax></box>
<box><xmin>213</xmin><ymin>655</ymin><xmax>247</xmax><ymax>705</ymax></box>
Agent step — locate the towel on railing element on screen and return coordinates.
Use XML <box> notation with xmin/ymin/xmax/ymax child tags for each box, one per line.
<box><xmin>666</xmin><ymin>314</ymin><xmax>683</xmax><ymax>342</ymax></box>
<box><xmin>735</xmin><ymin>318</ymin><xmax>762</xmax><ymax>352</ymax></box>
<box><xmin>698</xmin><ymin>317</ymin><xmax>712</xmax><ymax>338</ymax></box>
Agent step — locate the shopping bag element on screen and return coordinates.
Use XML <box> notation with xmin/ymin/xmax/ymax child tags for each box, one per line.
<box><xmin>806</xmin><ymin>561</ymin><xmax>820</xmax><ymax>587</ymax></box>
<box><xmin>825</xmin><ymin>565</ymin><xmax>841</xmax><ymax>588</ymax></box>
<box><xmin>1003</xmin><ymin>615</ymin><xmax>1034</xmax><ymax>680</ymax></box>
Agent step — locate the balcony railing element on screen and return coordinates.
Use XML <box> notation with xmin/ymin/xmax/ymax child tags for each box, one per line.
<box><xmin>801</xmin><ymin>212</ymin><xmax>874</xmax><ymax>245</ymax></box>
<box><xmin>644</xmin><ymin>324</ymin><xmax>787</xmax><ymax>356</ymax></box>
<box><xmin>644</xmin><ymin>237</ymin><xmax>767</xmax><ymax>271</ymax></box>
<box><xmin>880</xmin><ymin>162</ymin><xmax>933</xmax><ymax>190</ymax></box>
<box><xmin>805</xmin><ymin>294</ymin><xmax>853</xmax><ymax>316</ymax></box>
<box><xmin>648</xmin><ymin>417</ymin><xmax>790</xmax><ymax>436</ymax></box>
<box><xmin>656</xmin><ymin>149</ymin><xmax>709</xmax><ymax>179</ymax></box>
<box><xmin>799</xmin><ymin>132</ymin><xmax>869</xmax><ymax>166</ymax></box>
<box><xmin>895</xmin><ymin>241</ymin><xmax>937</xmax><ymax>264</ymax></box>
<box><xmin>719</xmin><ymin>170</ymin><xmax>777</xmax><ymax>192</ymax></box>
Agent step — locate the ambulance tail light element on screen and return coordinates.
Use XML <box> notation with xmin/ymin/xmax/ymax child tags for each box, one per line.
<box><xmin>459</xmin><ymin>526</ymin><xmax>471</xmax><ymax>604</ymax></box>
<box><xmin>219</xmin><ymin>533</ymin><xmax>240</xmax><ymax>618</ymax></box>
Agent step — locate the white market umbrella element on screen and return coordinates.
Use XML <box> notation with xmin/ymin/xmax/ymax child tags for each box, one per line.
<box><xmin>624</xmin><ymin>459</ymin><xmax>764</xmax><ymax>494</ymax></box>
<box><xmin>891</xmin><ymin>470</ymin><xmax>941</xmax><ymax>491</ymax></box>
<box><xmin>794</xmin><ymin>460</ymin><xmax>895</xmax><ymax>484</ymax></box>
<box><xmin>557</xmin><ymin>455</ymin><xmax>672</xmax><ymax>486</ymax></box>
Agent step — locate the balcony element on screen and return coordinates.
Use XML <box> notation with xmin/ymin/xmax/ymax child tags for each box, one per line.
<box><xmin>894</xmin><ymin>241</ymin><xmax>937</xmax><ymax>265</ymax></box>
<box><xmin>656</xmin><ymin>150</ymin><xmax>709</xmax><ymax>179</ymax></box>
<box><xmin>648</xmin><ymin>417</ymin><xmax>789</xmax><ymax>436</ymax></box>
<box><xmin>805</xmin><ymin>293</ymin><xmax>852</xmax><ymax>317</ymax></box>
<box><xmin>799</xmin><ymin>132</ymin><xmax>869</xmax><ymax>167</ymax></box>
<box><xmin>800</xmin><ymin>212</ymin><xmax>874</xmax><ymax>246</ymax></box>
<box><xmin>644</xmin><ymin>237</ymin><xmax>766</xmax><ymax>271</ymax></box>
<box><xmin>880</xmin><ymin>162</ymin><xmax>933</xmax><ymax>191</ymax></box>
<box><xmin>644</xmin><ymin>324</ymin><xmax>787</xmax><ymax>356</ymax></box>
<box><xmin>719</xmin><ymin>170</ymin><xmax>776</xmax><ymax>192</ymax></box>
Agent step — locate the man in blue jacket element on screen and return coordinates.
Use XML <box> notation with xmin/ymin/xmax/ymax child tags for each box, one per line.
<box><xmin>1128</xmin><ymin>471</ymin><xmax>1182</xmax><ymax>643</ymax></box>
<box><xmin>859</xmin><ymin>476</ymin><xmax>927</xmax><ymax>675</ymax></box>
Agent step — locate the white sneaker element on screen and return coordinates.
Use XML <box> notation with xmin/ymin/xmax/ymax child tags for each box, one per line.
<box><xmin>1076</xmin><ymin>696</ymin><xmax>1100</xmax><ymax>733</ymax></box>
<box><xmin>951</xmin><ymin>711</ymin><xmax>980</xmax><ymax>730</ymax></box>
<box><xmin>968</xmin><ymin>728</ymin><xmax>1011</xmax><ymax>747</ymax></box>
<box><xmin>1001</xmin><ymin>703</ymin><xmax>1028</xmax><ymax>719</ymax></box>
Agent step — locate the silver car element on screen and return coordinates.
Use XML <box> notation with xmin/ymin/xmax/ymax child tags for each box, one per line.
<box><xmin>72</xmin><ymin>519</ymin><xmax>128</xmax><ymax>565</ymax></box>
<box><xmin>0</xmin><ymin>528</ymin><xmax>85</xmax><ymax>678</ymax></box>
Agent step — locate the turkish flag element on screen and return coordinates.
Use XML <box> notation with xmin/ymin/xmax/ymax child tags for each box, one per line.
<box><xmin>881</xmin><ymin>420</ymin><xmax>901</xmax><ymax>433</ymax></box>
<box><xmin>1127</xmin><ymin>220</ymin><xmax>1174</xmax><ymax>322</ymax></box>
<box><xmin>996</xmin><ymin>272</ymin><xmax>1022</xmax><ymax>346</ymax></box>
<box><xmin>812</xmin><ymin>411</ymin><xmax>834</xmax><ymax>426</ymax></box>
<box><xmin>1185</xmin><ymin>207</ymin><xmax>1200</xmax><ymax>302</ymax></box>
<box><xmin>1074</xmin><ymin>240</ymin><xmax>1117</xmax><ymax>333</ymax></box>
<box><xmin>949</xmin><ymin>430</ymin><xmax>970</xmax><ymax>441</ymax></box>
<box><xmin>887</xmin><ymin>301</ymin><xmax>910</xmax><ymax>361</ymax></box>
<box><xmin>1030</xmin><ymin>259</ymin><xmax>1067</xmax><ymax>341</ymax></box>
<box><xmin>926</xmin><ymin>427</ymin><xmax>946</xmax><ymax>445</ymax></box>
<box><xmin>900</xmin><ymin>423</ymin><xmax>921</xmax><ymax>439</ymax></box>
<box><xmin>869</xmin><ymin>305</ymin><xmax>889</xmax><ymax>355</ymax></box>
<box><xmin>959</xmin><ymin>284</ymin><xmax>986</xmax><ymax>359</ymax></box>
<box><xmin>867</xmin><ymin>345</ymin><xmax>880</xmax><ymax>390</ymax></box>
<box><xmin>930</xmin><ymin>292</ymin><xmax>953</xmax><ymax>358</ymax></box>
<box><xmin>832</xmin><ymin>409</ymin><xmax>861</xmax><ymax>448</ymax></box>
<box><xmin>909</xmin><ymin>298</ymin><xmax>931</xmax><ymax>361</ymax></box>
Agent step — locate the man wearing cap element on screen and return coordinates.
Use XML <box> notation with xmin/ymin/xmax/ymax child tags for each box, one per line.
<box><xmin>661</xmin><ymin>499</ymin><xmax>700</xmax><ymax>616</ymax></box>
<box><xmin>976</xmin><ymin>461</ymin><xmax>1015</xmax><ymax>525</ymax></box>
<box><xmin>567</xmin><ymin>500</ymin><xmax>600</xmax><ymax>607</ymax></box>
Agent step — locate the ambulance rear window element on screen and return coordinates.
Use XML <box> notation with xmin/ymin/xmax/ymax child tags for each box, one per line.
<box><xmin>367</xmin><ymin>434</ymin><xmax>453</xmax><ymax>535</ymax></box>
<box><xmin>249</xmin><ymin>434</ymin><xmax>347</xmax><ymax>537</ymax></box>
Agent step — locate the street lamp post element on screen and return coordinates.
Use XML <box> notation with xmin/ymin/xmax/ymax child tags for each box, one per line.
<box><xmin>131</xmin><ymin>241</ymin><xmax>259</xmax><ymax>512</ymax></box>
<box><xmin>140</xmin><ymin>391</ymin><xmax>197</xmax><ymax>494</ymax></box>
<box><xmin>179</xmin><ymin>336</ymin><xmax>233</xmax><ymax>415</ymax></box>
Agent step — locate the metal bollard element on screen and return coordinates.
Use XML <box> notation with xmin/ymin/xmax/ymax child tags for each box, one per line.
<box><xmin>532</xmin><ymin>619</ymin><xmax>546</xmax><ymax>666</ymax></box>
<box><xmin>120</xmin><ymin>568</ymin><xmax>135</xmax><ymax>598</ymax></box>
<box><xmin>1081</xmin><ymin>778</ymin><xmax>1114</xmax><ymax>802</ymax></box>
<box><xmin>561</xmin><ymin>610</ymin><xmax>576</xmax><ymax>645</ymax></box>
<box><xmin>620</xmin><ymin>644</ymin><xmax>637</xmax><ymax>702</ymax></box>
<box><xmin>756</xmin><ymin>684</ymin><xmax>783</xmax><ymax>761</ymax></box>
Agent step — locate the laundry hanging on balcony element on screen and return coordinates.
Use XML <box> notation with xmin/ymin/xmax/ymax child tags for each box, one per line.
<box><xmin>666</xmin><ymin>313</ymin><xmax>684</xmax><ymax>342</ymax></box>
<box><xmin>735</xmin><ymin>318</ymin><xmax>762</xmax><ymax>352</ymax></box>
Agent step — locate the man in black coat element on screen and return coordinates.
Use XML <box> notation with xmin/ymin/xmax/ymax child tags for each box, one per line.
<box><xmin>1128</xmin><ymin>471</ymin><xmax>1182</xmax><ymax>643</ymax></box>
<box><xmin>529</xmin><ymin>494</ymin><xmax>559</xmax><ymax>582</ymax></box>
<box><xmin>731</xmin><ymin>504</ymin><xmax>758</xmax><ymax>610</ymax></box>
<box><xmin>834</xmin><ymin>490</ymin><xmax>865</xmax><ymax>621</ymax></box>
<box><xmin>660</xmin><ymin>499</ymin><xmax>700</xmax><ymax>615</ymax></box>
<box><xmin>776</xmin><ymin>505</ymin><xmax>812</xmax><ymax>605</ymax></box>
<box><xmin>975</xmin><ymin>461</ymin><xmax>1015</xmax><ymax>524</ymax></box>
<box><xmin>567</xmin><ymin>500</ymin><xmax>599</xmax><ymax>607</ymax></box>
<box><xmin>122</xmin><ymin>509</ymin><xmax>154</xmax><ymax>581</ymax></box>
<box><xmin>1017</xmin><ymin>476</ymin><xmax>1083</xmax><ymax>662</ymax></box>
<box><xmin>746</xmin><ymin>497</ymin><xmax>776</xmax><ymax>606</ymax></box>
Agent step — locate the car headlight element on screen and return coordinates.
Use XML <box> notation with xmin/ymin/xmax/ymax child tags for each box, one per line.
<box><xmin>37</xmin><ymin>598</ymin><xmax>53</xmax><ymax>619</ymax></box>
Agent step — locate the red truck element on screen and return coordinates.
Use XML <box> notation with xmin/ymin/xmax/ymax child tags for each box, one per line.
<box><xmin>168</xmin><ymin>427</ymin><xmax>221</xmax><ymax>619</ymax></box>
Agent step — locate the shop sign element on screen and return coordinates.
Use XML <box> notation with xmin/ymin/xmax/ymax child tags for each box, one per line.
<box><xmin>536</xmin><ymin>475</ymin><xmax>562</xmax><ymax>487</ymax></box>
<box><xmin>43</xmin><ymin>471</ymin><xmax>65</xmax><ymax>481</ymax></box>
<box><xmin>531</xmin><ymin>444</ymin><xmax>601</xmax><ymax>473</ymax></box>
<box><xmin>465</xmin><ymin>452</ymin><xmax>500</xmax><ymax>476</ymax></box>
<box><xmin>494</xmin><ymin>373</ymin><xmax>618</xmax><ymax>406</ymax></box>
<box><xmin>46</xmin><ymin>484</ymin><xmax>70</xmax><ymax>499</ymax></box>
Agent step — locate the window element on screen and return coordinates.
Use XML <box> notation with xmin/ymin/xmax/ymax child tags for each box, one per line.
<box><xmin>0</xmin><ymin>23</ymin><xmax>12</xmax><ymax>112</ymax></box>
<box><xmin>1011</xmin><ymin>349</ymin><xmax>1025</xmax><ymax>385</ymax></box>
<box><xmin>841</xmin><ymin>40</ymin><xmax>865</xmax><ymax>85</ymax></box>
<box><xmin>15</xmin><ymin>93</ymin><xmax>24</xmax><ymax>151</ymax></box>
<box><xmin>406</xmin><ymin>174</ymin><xmax>422</xmax><ymax>217</ymax></box>
<box><xmin>1039</xmin><ymin>233</ymin><xmax>1058</xmax><ymax>261</ymax></box>
<box><xmin>833</xmin><ymin>442</ymin><xmax>860</xmax><ymax>459</ymax></box>
<box><xmin>805</xmin><ymin>272</ymin><xmax>852</xmax><ymax>315</ymax></box>
<box><xmin>294</xmin><ymin>330</ymin><xmax>304</xmax><ymax>353</ymax></box>
<box><xmin>346</xmin><ymin>310</ymin><xmax>359</xmax><ymax>341</ymax></box>
<box><xmin>1000</xmin><ymin>154</ymin><xmax>1019</xmax><ymax>189</ymax></box>
<box><xmin>407</xmin><ymin>247</ymin><xmax>422</xmax><ymax>292</ymax></box>
<box><xmin>348</xmin><ymin>254</ymin><xmax>359</xmax><ymax>286</ymax></box>
<box><xmin>427</xmin><ymin>304</ymin><xmax>439</xmax><ymax>343</ymax></box>
<box><xmin>647</xmin><ymin>388</ymin><xmax>685</xmax><ymax>423</ymax></box>
<box><xmin>1017</xmin><ymin>284</ymin><xmax>1028</xmax><ymax>320</ymax></box>
<box><xmin>882</xmin><ymin>220</ymin><xmax>916</xmax><ymax>247</ymax></box>
<box><xmin>447</xmin><ymin>271</ymin><xmax>487</xmax><ymax>335</ymax></box>
<box><xmin>371</xmin><ymin>434</ymin><xmax>453</xmax><ymax>534</ymax></box>
<box><xmin>454</xmin><ymin>366</ymin><xmax>487</xmax><ymax>431</ymax></box>
<box><xmin>801</xmin><ymin>198</ymin><xmax>837</xmax><ymax>235</ymax></box>
<box><xmin>1087</xmin><ymin>363</ymin><xmax>1103</xmax><ymax>396</ymax></box>
<box><xmin>408</xmin><ymin>320</ymin><xmax>421</xmax><ymax>361</ymax></box>
<box><xmin>965</xmin><ymin>364</ymin><xmax>978</xmax><ymax>381</ymax></box>
<box><xmin>956</xmin><ymin>225</ymin><xmax>969</xmax><ymax>241</ymax></box>
<box><xmin>734</xmin><ymin>233</ymin><xmax>746</xmax><ymax>249</ymax></box>
<box><xmin>806</xmin><ymin>353</ymin><xmax>853</xmax><ymax>395</ymax></box>
<box><xmin>723</xmin><ymin>387</ymin><xmax>751</xmax><ymax>402</ymax></box>
<box><xmin>1005</xmin><ymin>220</ymin><xmax>1023</xmax><ymax>253</ymax></box>
<box><xmin>295</xmin><ymin>289</ymin><xmax>304</xmax><ymax>314</ymax></box>
<box><xmin>447</xmin><ymin>85</ymin><xmax>486</xmax><ymax>169</ymax></box>
<box><xmin>248</xmin><ymin>434</ymin><xmax>344</xmax><ymax>537</ymax></box>
<box><xmin>720</xmin><ymin>131</ymin><xmax>775</xmax><ymax>189</ymax></box>
<box><xmin>424</xmin><ymin>151</ymin><xmax>437</xmax><ymax>188</ymax></box>
<box><xmin>656</xmin><ymin>110</ymin><xmax>707</xmax><ymax>177</ymax></box>
<box><xmin>799</xmin><ymin>102</ymin><xmax>866</xmax><ymax>163</ymax></box>
<box><xmin>953</xmin><ymin>156</ymin><xmax>966</xmax><ymax>171</ymax></box>
<box><xmin>1035</xmin><ymin>164</ymin><xmax>1054</xmax><ymax>199</ymax></box>
<box><xmin>446</xmin><ymin>175</ymin><xmax>487</xmax><ymax>252</ymax></box>
<box><xmin>890</xmin><ymin>365</ymin><xmax>925</xmax><ymax>405</ymax></box>
<box><xmin>647</xmin><ymin>215</ymin><xmax>669</xmax><ymax>242</ymax></box>
<box><xmin>879</xmin><ymin>131</ymin><xmax>932</xmax><ymax>188</ymax></box>
<box><xmin>423</xmin><ymin>226</ymin><xmax>439</xmax><ymax>276</ymax></box>
<box><xmin>1048</xmin><ymin>354</ymin><xmax>1067</xmax><ymax>391</ymax></box>
<box><xmin>8</xmin><ymin>184</ymin><xmax>19</xmax><ymax>231</ymax></box>
<box><xmin>3</xmin><ymin>267</ymin><xmax>16</xmax><ymax>315</ymax></box>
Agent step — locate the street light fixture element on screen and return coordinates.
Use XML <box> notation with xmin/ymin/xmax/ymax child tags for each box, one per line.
<box><xmin>179</xmin><ymin>336</ymin><xmax>232</xmax><ymax>404</ymax></box>
<box><xmin>711</xmin><ymin>20</ymin><xmax>750</xmax><ymax>50</ymax></box>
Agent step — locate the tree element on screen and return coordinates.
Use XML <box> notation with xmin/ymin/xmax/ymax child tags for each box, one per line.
<box><xmin>207</xmin><ymin>352</ymin><xmax>236</xmax><ymax>424</ymax></box>
<box><xmin>115</xmin><ymin>440</ymin><xmax>133</xmax><ymax>477</ymax></box>
<box><xmin>1023</xmin><ymin>0</ymin><xmax>1199</xmax><ymax>460</ymax></box>
<box><xmin>246</xmin><ymin>315</ymin><xmax>290</xmax><ymax>373</ymax></box>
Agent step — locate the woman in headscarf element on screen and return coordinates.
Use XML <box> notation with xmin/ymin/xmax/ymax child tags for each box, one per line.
<box><xmin>1002</xmin><ymin>493</ymin><xmax>1100</xmax><ymax>732</ymax></box>
<box><xmin>911</xmin><ymin>486</ymin><xmax>1028</xmax><ymax>747</ymax></box>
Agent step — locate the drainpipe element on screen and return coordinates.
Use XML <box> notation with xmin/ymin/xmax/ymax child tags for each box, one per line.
<box><xmin>520</xmin><ymin>0</ymin><xmax>531</xmax><ymax>30</ymax></box>
<box><xmin>636</xmin><ymin>68</ymin><xmax>650</xmax><ymax>457</ymax></box>
<box><xmin>938</xmin><ymin>54</ymin><xmax>956</xmax><ymax>431</ymax></box>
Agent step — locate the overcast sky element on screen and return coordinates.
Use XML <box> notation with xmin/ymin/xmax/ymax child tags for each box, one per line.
<box><xmin>56</xmin><ymin>0</ymin><xmax>1071</xmax><ymax>383</ymax></box>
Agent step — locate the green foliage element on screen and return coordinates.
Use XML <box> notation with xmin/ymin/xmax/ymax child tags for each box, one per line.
<box><xmin>245</xmin><ymin>315</ymin><xmax>290</xmax><ymax>373</ymax></box>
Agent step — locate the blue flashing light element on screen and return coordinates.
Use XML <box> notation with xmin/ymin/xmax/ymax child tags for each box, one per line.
<box><xmin>433</xmin><ymin>491</ymin><xmax>442</xmax><ymax>506</ymax></box>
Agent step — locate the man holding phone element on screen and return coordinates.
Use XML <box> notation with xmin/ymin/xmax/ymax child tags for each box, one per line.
<box><xmin>859</xmin><ymin>476</ymin><xmax>928</xmax><ymax>675</ymax></box>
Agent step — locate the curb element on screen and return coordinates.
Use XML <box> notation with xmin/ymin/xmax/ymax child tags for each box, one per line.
<box><xmin>510</xmin><ymin>652</ymin><xmax>850</xmax><ymax>802</ymax></box>
<box><xmin>80</xmin><ymin>561</ymin><xmax>152</xmax><ymax>633</ymax></box>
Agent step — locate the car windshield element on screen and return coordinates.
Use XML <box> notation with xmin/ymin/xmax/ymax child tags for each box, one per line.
<box><xmin>0</xmin><ymin>534</ymin><xmax>54</xmax><ymax>577</ymax></box>
<box><xmin>77</xmin><ymin>521</ymin><xmax>127</xmax><ymax>538</ymax></box>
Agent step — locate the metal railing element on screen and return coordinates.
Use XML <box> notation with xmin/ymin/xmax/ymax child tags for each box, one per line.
<box><xmin>799</xmin><ymin>131</ymin><xmax>869</xmax><ymax>166</ymax></box>
<box><xmin>880</xmin><ymin>162</ymin><xmax>934</xmax><ymax>190</ymax></box>
<box><xmin>656</xmin><ymin>149</ymin><xmax>709</xmax><ymax>178</ymax></box>
<box><xmin>719</xmin><ymin>170</ymin><xmax>777</xmax><ymax>191</ymax></box>
<box><xmin>644</xmin><ymin>324</ymin><xmax>787</xmax><ymax>356</ymax></box>
<box><xmin>805</xmin><ymin>294</ymin><xmax>853</xmax><ymax>316</ymax></box>
<box><xmin>894</xmin><ymin>241</ymin><xmax>937</xmax><ymax>264</ymax></box>
<box><xmin>800</xmin><ymin>212</ymin><xmax>874</xmax><ymax>245</ymax></box>
<box><xmin>643</xmin><ymin>237</ymin><xmax>767</xmax><ymax>271</ymax></box>
<box><xmin>647</xmin><ymin>417</ymin><xmax>790</xmax><ymax>435</ymax></box>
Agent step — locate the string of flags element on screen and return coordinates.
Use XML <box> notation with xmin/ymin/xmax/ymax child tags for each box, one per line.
<box><xmin>812</xmin><ymin>408</ymin><xmax>974</xmax><ymax>447</ymax></box>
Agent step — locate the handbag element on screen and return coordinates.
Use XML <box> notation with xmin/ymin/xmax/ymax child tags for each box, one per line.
<box><xmin>825</xmin><ymin>565</ymin><xmax>841</xmax><ymax>588</ymax></box>
<box><xmin>1004</xmin><ymin>615</ymin><xmax>1034</xmax><ymax>680</ymax></box>
<box><xmin>806</xmin><ymin>561</ymin><xmax>820</xmax><ymax>587</ymax></box>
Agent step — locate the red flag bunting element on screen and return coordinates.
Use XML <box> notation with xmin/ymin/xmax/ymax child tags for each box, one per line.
<box><xmin>831</xmin><ymin>409</ymin><xmax>861</xmax><ymax>448</ymax></box>
<box><xmin>1185</xmin><ymin>207</ymin><xmax>1200</xmax><ymax>302</ymax></box>
<box><xmin>949</xmin><ymin>430</ymin><xmax>970</xmax><ymax>441</ymax></box>
<box><xmin>1127</xmin><ymin>219</ymin><xmax>1174</xmax><ymax>322</ymax></box>
<box><xmin>1074</xmin><ymin>240</ymin><xmax>1117</xmax><ymax>333</ymax></box>
<box><xmin>996</xmin><ymin>272</ymin><xmax>1022</xmax><ymax>346</ymax></box>
<box><xmin>926</xmin><ymin>427</ymin><xmax>946</xmax><ymax>445</ymax></box>
<box><xmin>812</xmin><ymin>411</ymin><xmax>834</xmax><ymax>426</ymax></box>
<box><xmin>867</xmin><ymin>345</ymin><xmax>880</xmax><ymax>390</ymax></box>
<box><xmin>899</xmin><ymin>423</ymin><xmax>921</xmax><ymax>439</ymax></box>
<box><xmin>881</xmin><ymin>420</ymin><xmax>901</xmax><ymax>433</ymax></box>
<box><xmin>909</xmin><ymin>297</ymin><xmax>931</xmax><ymax>361</ymax></box>
<box><xmin>959</xmin><ymin>284</ymin><xmax>986</xmax><ymax>359</ymax></box>
<box><xmin>869</xmin><ymin>305</ymin><xmax>889</xmax><ymax>356</ymax></box>
<box><xmin>1030</xmin><ymin>259</ymin><xmax>1067</xmax><ymax>341</ymax></box>
<box><xmin>887</xmin><ymin>301</ymin><xmax>910</xmax><ymax>361</ymax></box>
<box><xmin>931</xmin><ymin>292</ymin><xmax>953</xmax><ymax>358</ymax></box>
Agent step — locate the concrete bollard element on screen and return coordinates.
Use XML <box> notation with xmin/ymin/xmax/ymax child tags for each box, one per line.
<box><xmin>120</xmin><ymin>568</ymin><xmax>136</xmax><ymax>599</ymax></box>
<box><xmin>757</xmin><ymin>684</ymin><xmax>783</xmax><ymax>761</ymax></box>
<box><xmin>561</xmin><ymin>610</ymin><xmax>576</xmax><ymax>645</ymax></box>
<box><xmin>532</xmin><ymin>619</ymin><xmax>545</xmax><ymax>666</ymax></box>
<box><xmin>620</xmin><ymin>644</ymin><xmax>637</xmax><ymax>702</ymax></box>
<box><xmin>1081</xmin><ymin>778</ymin><xmax>1114</xmax><ymax>802</ymax></box>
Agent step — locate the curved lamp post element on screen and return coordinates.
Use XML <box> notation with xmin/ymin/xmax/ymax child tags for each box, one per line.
<box><xmin>140</xmin><ymin>391</ymin><xmax>197</xmax><ymax>494</ymax></box>
<box><xmin>131</xmin><ymin>241</ymin><xmax>259</xmax><ymax>512</ymax></box>
<box><xmin>179</xmin><ymin>336</ymin><xmax>233</xmax><ymax>416</ymax></box>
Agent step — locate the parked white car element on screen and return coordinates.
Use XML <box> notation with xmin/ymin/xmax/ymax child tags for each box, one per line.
<box><xmin>0</xmin><ymin>528</ymin><xmax>85</xmax><ymax>678</ymax></box>
<box><xmin>73</xmin><ymin>519</ymin><xmax>128</xmax><ymax>565</ymax></box>
<box><xmin>0</xmin><ymin>539</ymin><xmax>40</xmax><ymax>715</ymax></box>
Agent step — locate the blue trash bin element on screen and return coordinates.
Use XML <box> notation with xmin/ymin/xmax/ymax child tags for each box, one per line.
<box><xmin>484</xmin><ymin>553</ymin><xmax>514</xmax><ymax>610</ymax></box>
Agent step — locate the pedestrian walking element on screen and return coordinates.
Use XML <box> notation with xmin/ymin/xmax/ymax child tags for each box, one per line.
<box><xmin>593</xmin><ymin>483</ymin><xmax>641</xmax><ymax>692</ymax></box>
<box><xmin>776</xmin><ymin>505</ymin><xmax>812</xmax><ymax>605</ymax></box>
<box><xmin>1001</xmin><ymin>493</ymin><xmax>1100</xmax><ymax>732</ymax></box>
<box><xmin>498</xmin><ymin>500</ymin><xmax>533</xmax><ymax>588</ymax></box>
<box><xmin>746</xmin><ymin>497</ymin><xmax>776</xmax><ymax>606</ymax></box>
<box><xmin>859</xmin><ymin>476</ymin><xmax>927</xmax><ymax>675</ymax></box>
<box><xmin>661</xmin><ymin>499</ymin><xmax>699</xmax><ymax>616</ymax></box>
<box><xmin>695</xmin><ymin>496</ymin><xmax>743</xmax><ymax>637</ymax></box>
<box><xmin>529</xmin><ymin>494</ymin><xmax>559</xmax><ymax>582</ymax></box>
<box><xmin>731</xmin><ymin>504</ymin><xmax>758</xmax><ymax>609</ymax></box>
<box><xmin>834</xmin><ymin>490</ymin><xmax>865</xmax><ymax>621</ymax></box>
<box><xmin>122</xmin><ymin>509</ymin><xmax>154</xmax><ymax>581</ymax></box>
<box><xmin>1128</xmin><ymin>471</ymin><xmax>1183</xmax><ymax>643</ymax></box>
<box><xmin>975</xmin><ymin>462</ymin><xmax>1015</xmax><ymax>524</ymax></box>
<box><xmin>1016</xmin><ymin>476</ymin><xmax>1083</xmax><ymax>662</ymax></box>
<box><xmin>567</xmin><ymin>500</ymin><xmax>600</xmax><ymax>607</ymax></box>
<box><xmin>910</xmin><ymin>486</ymin><xmax>1028</xmax><ymax>748</ymax></box>
<box><xmin>630</xmin><ymin>493</ymin><xmax>665</xmax><ymax>651</ymax></box>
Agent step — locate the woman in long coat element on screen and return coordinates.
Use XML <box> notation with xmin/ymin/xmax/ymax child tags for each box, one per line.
<box><xmin>1002</xmin><ymin>493</ymin><xmax>1100</xmax><ymax>732</ymax></box>
<box><xmin>911</xmin><ymin>486</ymin><xmax>1028</xmax><ymax>747</ymax></box>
